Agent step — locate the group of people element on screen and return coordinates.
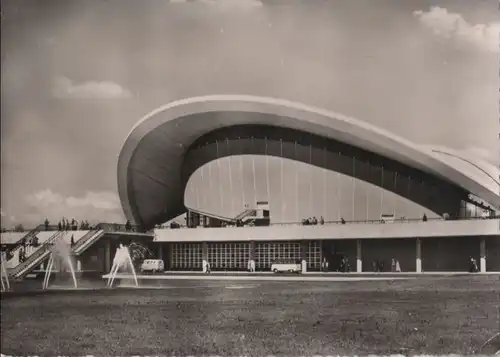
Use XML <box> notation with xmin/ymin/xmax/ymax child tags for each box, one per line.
<box><xmin>302</xmin><ymin>216</ymin><xmax>348</xmax><ymax>225</ymax></box>
<box><xmin>302</xmin><ymin>216</ymin><xmax>324</xmax><ymax>225</ymax></box>
<box><xmin>1</xmin><ymin>233</ymin><xmax>41</xmax><ymax>262</ymax></box>
<box><xmin>53</xmin><ymin>218</ymin><xmax>91</xmax><ymax>232</ymax></box>
<box><xmin>371</xmin><ymin>258</ymin><xmax>402</xmax><ymax>272</ymax></box>
<box><xmin>320</xmin><ymin>256</ymin><xmax>351</xmax><ymax>272</ymax></box>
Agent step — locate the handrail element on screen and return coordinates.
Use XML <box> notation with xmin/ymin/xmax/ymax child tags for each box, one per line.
<box><xmin>185</xmin><ymin>206</ymin><xmax>236</xmax><ymax>223</ymax></box>
<box><xmin>72</xmin><ymin>228</ymin><xmax>103</xmax><ymax>254</ymax></box>
<box><xmin>9</xmin><ymin>231</ymin><xmax>64</xmax><ymax>279</ymax></box>
<box><xmin>3</xmin><ymin>225</ymin><xmax>44</xmax><ymax>262</ymax></box>
<box><xmin>1</xmin><ymin>224</ymin><xmax>44</xmax><ymax>235</ymax></box>
<box><xmin>95</xmin><ymin>223</ymin><xmax>150</xmax><ymax>234</ymax></box>
<box><xmin>1</xmin><ymin>223</ymin><xmax>149</xmax><ymax>234</ymax></box>
<box><xmin>154</xmin><ymin>214</ymin><xmax>500</xmax><ymax>229</ymax></box>
<box><xmin>4</xmin><ymin>224</ymin><xmax>43</xmax><ymax>245</ymax></box>
<box><xmin>234</xmin><ymin>209</ymin><xmax>257</xmax><ymax>221</ymax></box>
<box><xmin>20</xmin><ymin>224</ymin><xmax>43</xmax><ymax>243</ymax></box>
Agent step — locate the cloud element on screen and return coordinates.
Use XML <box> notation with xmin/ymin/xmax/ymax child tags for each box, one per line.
<box><xmin>23</xmin><ymin>189</ymin><xmax>125</xmax><ymax>224</ymax></box>
<box><xmin>52</xmin><ymin>76</ymin><xmax>132</xmax><ymax>99</ymax></box>
<box><xmin>413</xmin><ymin>6</ymin><xmax>499</xmax><ymax>53</ymax></box>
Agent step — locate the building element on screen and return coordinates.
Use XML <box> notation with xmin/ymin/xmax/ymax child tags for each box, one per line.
<box><xmin>116</xmin><ymin>95</ymin><xmax>500</xmax><ymax>273</ymax></box>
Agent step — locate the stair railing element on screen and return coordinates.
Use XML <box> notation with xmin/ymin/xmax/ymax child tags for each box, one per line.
<box><xmin>185</xmin><ymin>206</ymin><xmax>236</xmax><ymax>223</ymax></box>
<box><xmin>234</xmin><ymin>209</ymin><xmax>256</xmax><ymax>221</ymax></box>
<box><xmin>4</xmin><ymin>225</ymin><xmax>45</xmax><ymax>264</ymax></box>
<box><xmin>71</xmin><ymin>228</ymin><xmax>103</xmax><ymax>254</ymax></box>
<box><xmin>9</xmin><ymin>231</ymin><xmax>64</xmax><ymax>279</ymax></box>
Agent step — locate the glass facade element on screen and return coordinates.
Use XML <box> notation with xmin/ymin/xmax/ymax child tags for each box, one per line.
<box><xmin>306</xmin><ymin>241</ymin><xmax>322</xmax><ymax>270</ymax></box>
<box><xmin>157</xmin><ymin>237</ymin><xmax>493</xmax><ymax>273</ymax></box>
<box><xmin>255</xmin><ymin>242</ymin><xmax>301</xmax><ymax>270</ymax></box>
<box><xmin>183</xmin><ymin>124</ymin><xmax>468</xmax><ymax>221</ymax></box>
<box><xmin>208</xmin><ymin>242</ymin><xmax>250</xmax><ymax>270</ymax></box>
<box><xmin>170</xmin><ymin>243</ymin><xmax>202</xmax><ymax>270</ymax></box>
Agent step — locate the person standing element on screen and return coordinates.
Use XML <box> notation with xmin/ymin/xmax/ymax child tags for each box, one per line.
<box><xmin>395</xmin><ymin>260</ymin><xmax>401</xmax><ymax>272</ymax></box>
<box><xmin>322</xmin><ymin>257</ymin><xmax>328</xmax><ymax>272</ymax></box>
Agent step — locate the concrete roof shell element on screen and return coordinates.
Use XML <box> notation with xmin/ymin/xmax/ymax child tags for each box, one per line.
<box><xmin>118</xmin><ymin>95</ymin><xmax>500</xmax><ymax>227</ymax></box>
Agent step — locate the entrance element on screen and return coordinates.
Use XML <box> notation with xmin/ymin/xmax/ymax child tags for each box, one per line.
<box><xmin>322</xmin><ymin>240</ymin><xmax>354</xmax><ymax>272</ymax></box>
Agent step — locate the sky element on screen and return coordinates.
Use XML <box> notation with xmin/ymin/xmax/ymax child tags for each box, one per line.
<box><xmin>1</xmin><ymin>0</ymin><xmax>499</xmax><ymax>228</ymax></box>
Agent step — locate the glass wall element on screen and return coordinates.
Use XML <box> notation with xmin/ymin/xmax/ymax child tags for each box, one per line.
<box><xmin>208</xmin><ymin>242</ymin><xmax>250</xmax><ymax>270</ymax></box>
<box><xmin>255</xmin><ymin>241</ymin><xmax>301</xmax><ymax>270</ymax></box>
<box><xmin>306</xmin><ymin>241</ymin><xmax>322</xmax><ymax>270</ymax></box>
<box><xmin>170</xmin><ymin>243</ymin><xmax>202</xmax><ymax>270</ymax></box>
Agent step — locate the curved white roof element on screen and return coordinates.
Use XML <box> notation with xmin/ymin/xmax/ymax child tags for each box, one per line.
<box><xmin>420</xmin><ymin>145</ymin><xmax>499</xmax><ymax>196</ymax></box>
<box><xmin>118</xmin><ymin>95</ymin><xmax>500</xmax><ymax>226</ymax></box>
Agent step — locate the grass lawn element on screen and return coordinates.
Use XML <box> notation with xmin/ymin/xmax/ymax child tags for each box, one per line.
<box><xmin>1</xmin><ymin>275</ymin><xmax>499</xmax><ymax>355</ymax></box>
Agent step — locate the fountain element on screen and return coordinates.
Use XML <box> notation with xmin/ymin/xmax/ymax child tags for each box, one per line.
<box><xmin>42</xmin><ymin>238</ymin><xmax>78</xmax><ymax>290</ymax></box>
<box><xmin>107</xmin><ymin>244</ymin><xmax>139</xmax><ymax>288</ymax></box>
<box><xmin>1</xmin><ymin>254</ymin><xmax>10</xmax><ymax>292</ymax></box>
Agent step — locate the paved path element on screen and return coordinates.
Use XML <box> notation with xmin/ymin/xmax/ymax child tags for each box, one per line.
<box><xmin>102</xmin><ymin>273</ymin><xmax>415</xmax><ymax>282</ymax></box>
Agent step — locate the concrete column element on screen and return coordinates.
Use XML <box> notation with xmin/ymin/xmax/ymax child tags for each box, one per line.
<box><xmin>202</xmin><ymin>242</ymin><xmax>208</xmax><ymax>272</ymax></box>
<box><xmin>158</xmin><ymin>244</ymin><xmax>163</xmax><ymax>260</ymax></box>
<box><xmin>301</xmin><ymin>241</ymin><xmax>308</xmax><ymax>273</ymax></box>
<box><xmin>168</xmin><ymin>244</ymin><xmax>173</xmax><ymax>270</ymax></box>
<box><xmin>356</xmin><ymin>239</ymin><xmax>362</xmax><ymax>273</ymax></box>
<box><xmin>76</xmin><ymin>259</ymin><xmax>82</xmax><ymax>272</ymax></box>
<box><xmin>480</xmin><ymin>237</ymin><xmax>486</xmax><ymax>273</ymax></box>
<box><xmin>104</xmin><ymin>240</ymin><xmax>111</xmax><ymax>273</ymax></box>
<box><xmin>416</xmin><ymin>238</ymin><xmax>422</xmax><ymax>273</ymax></box>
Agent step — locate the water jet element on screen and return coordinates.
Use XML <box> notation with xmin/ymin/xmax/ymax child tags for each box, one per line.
<box><xmin>42</xmin><ymin>237</ymin><xmax>78</xmax><ymax>290</ymax></box>
<box><xmin>107</xmin><ymin>243</ymin><xmax>139</xmax><ymax>288</ymax></box>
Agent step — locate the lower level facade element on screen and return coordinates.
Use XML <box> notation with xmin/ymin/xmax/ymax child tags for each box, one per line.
<box><xmin>74</xmin><ymin>234</ymin><xmax>500</xmax><ymax>273</ymax></box>
<box><xmin>159</xmin><ymin>237</ymin><xmax>500</xmax><ymax>273</ymax></box>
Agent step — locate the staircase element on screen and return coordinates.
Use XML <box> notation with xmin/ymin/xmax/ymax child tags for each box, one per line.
<box><xmin>9</xmin><ymin>231</ymin><xmax>64</xmax><ymax>280</ymax></box>
<box><xmin>18</xmin><ymin>225</ymin><xmax>43</xmax><ymax>245</ymax></box>
<box><xmin>234</xmin><ymin>209</ymin><xmax>257</xmax><ymax>221</ymax></box>
<box><xmin>185</xmin><ymin>206</ymin><xmax>236</xmax><ymax>224</ymax></box>
<box><xmin>72</xmin><ymin>228</ymin><xmax>104</xmax><ymax>255</ymax></box>
<box><xmin>4</xmin><ymin>225</ymin><xmax>44</xmax><ymax>264</ymax></box>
